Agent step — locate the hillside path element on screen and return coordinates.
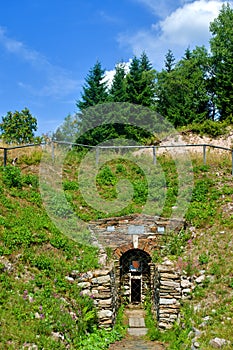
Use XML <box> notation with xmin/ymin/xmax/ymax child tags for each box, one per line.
<box><xmin>108</xmin><ymin>306</ymin><xmax>167</xmax><ymax>350</ymax></box>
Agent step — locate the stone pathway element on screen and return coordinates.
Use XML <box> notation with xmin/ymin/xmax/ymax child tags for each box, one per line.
<box><xmin>108</xmin><ymin>337</ymin><xmax>166</xmax><ymax>350</ymax></box>
<box><xmin>108</xmin><ymin>306</ymin><xmax>167</xmax><ymax>350</ymax></box>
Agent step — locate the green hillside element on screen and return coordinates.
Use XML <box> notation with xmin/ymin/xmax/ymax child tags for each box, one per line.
<box><xmin>0</xmin><ymin>146</ymin><xmax>233</xmax><ymax>349</ymax></box>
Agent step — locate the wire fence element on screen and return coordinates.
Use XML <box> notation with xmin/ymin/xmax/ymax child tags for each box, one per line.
<box><xmin>1</xmin><ymin>141</ymin><xmax>233</xmax><ymax>175</ymax></box>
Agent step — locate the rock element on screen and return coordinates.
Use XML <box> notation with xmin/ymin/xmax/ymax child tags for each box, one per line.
<box><xmin>159</xmin><ymin>298</ymin><xmax>177</xmax><ymax>305</ymax></box>
<box><xmin>70</xmin><ymin>270</ymin><xmax>79</xmax><ymax>278</ymax></box>
<box><xmin>181</xmin><ymin>279</ymin><xmax>192</xmax><ymax>288</ymax></box>
<box><xmin>193</xmin><ymin>327</ymin><xmax>202</xmax><ymax>338</ymax></box>
<box><xmin>65</xmin><ymin>276</ymin><xmax>74</xmax><ymax>282</ymax></box>
<box><xmin>182</xmin><ymin>288</ymin><xmax>191</xmax><ymax>294</ymax></box>
<box><xmin>92</xmin><ymin>275</ymin><xmax>110</xmax><ymax>284</ymax></box>
<box><xmin>77</xmin><ymin>281</ymin><xmax>91</xmax><ymax>288</ymax></box>
<box><xmin>193</xmin><ymin>341</ymin><xmax>200</xmax><ymax>348</ymax></box>
<box><xmin>209</xmin><ymin>337</ymin><xmax>230</xmax><ymax>348</ymax></box>
<box><xmin>160</xmin><ymin>280</ymin><xmax>180</xmax><ymax>288</ymax></box>
<box><xmin>196</xmin><ymin>275</ymin><xmax>205</xmax><ymax>284</ymax></box>
<box><xmin>97</xmin><ymin>309</ymin><xmax>113</xmax><ymax>319</ymax></box>
<box><xmin>51</xmin><ymin>331</ymin><xmax>65</xmax><ymax>341</ymax></box>
<box><xmin>22</xmin><ymin>344</ymin><xmax>38</xmax><ymax>350</ymax></box>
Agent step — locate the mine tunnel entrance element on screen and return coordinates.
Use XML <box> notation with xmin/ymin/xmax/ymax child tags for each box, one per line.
<box><xmin>120</xmin><ymin>249</ymin><xmax>151</xmax><ymax>304</ymax></box>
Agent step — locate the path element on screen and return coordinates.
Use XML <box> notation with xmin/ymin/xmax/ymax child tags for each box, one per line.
<box><xmin>108</xmin><ymin>306</ymin><xmax>167</xmax><ymax>350</ymax></box>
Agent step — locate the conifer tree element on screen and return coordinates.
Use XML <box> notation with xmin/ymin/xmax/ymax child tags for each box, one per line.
<box><xmin>126</xmin><ymin>53</ymin><xmax>156</xmax><ymax>107</ymax></box>
<box><xmin>164</xmin><ymin>49</ymin><xmax>175</xmax><ymax>72</ymax></box>
<box><xmin>108</xmin><ymin>63</ymin><xmax>127</xmax><ymax>102</ymax></box>
<box><xmin>76</xmin><ymin>61</ymin><xmax>108</xmax><ymax>112</ymax></box>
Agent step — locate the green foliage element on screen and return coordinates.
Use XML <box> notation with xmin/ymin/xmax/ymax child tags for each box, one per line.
<box><xmin>2</xmin><ymin>165</ymin><xmax>22</xmax><ymax>188</ymax></box>
<box><xmin>199</xmin><ymin>252</ymin><xmax>209</xmax><ymax>265</ymax></box>
<box><xmin>0</xmin><ymin>108</ymin><xmax>38</xmax><ymax>144</ymax></box>
<box><xmin>77</xmin><ymin>305</ymin><xmax>126</xmax><ymax>349</ymax></box>
<box><xmin>188</xmin><ymin>119</ymin><xmax>227</xmax><ymax>137</ymax></box>
<box><xmin>20</xmin><ymin>150</ymin><xmax>42</xmax><ymax>165</ymax></box>
<box><xmin>108</xmin><ymin>63</ymin><xmax>127</xmax><ymax>102</ymax></box>
<box><xmin>155</xmin><ymin>46</ymin><xmax>210</xmax><ymax>127</ymax></box>
<box><xmin>162</xmin><ymin>229</ymin><xmax>191</xmax><ymax>257</ymax></box>
<box><xmin>144</xmin><ymin>293</ymin><xmax>160</xmax><ymax>340</ymax></box>
<box><xmin>77</xmin><ymin>61</ymin><xmax>108</xmax><ymax>112</ymax></box>
<box><xmin>23</xmin><ymin>174</ymin><xmax>39</xmax><ymax>188</ymax></box>
<box><xmin>160</xmin><ymin>305</ymin><xmax>195</xmax><ymax>349</ymax></box>
<box><xmin>125</xmin><ymin>52</ymin><xmax>156</xmax><ymax>107</ymax></box>
<box><xmin>210</xmin><ymin>3</ymin><xmax>233</xmax><ymax>120</ymax></box>
<box><xmin>53</xmin><ymin>114</ymin><xmax>79</xmax><ymax>142</ymax></box>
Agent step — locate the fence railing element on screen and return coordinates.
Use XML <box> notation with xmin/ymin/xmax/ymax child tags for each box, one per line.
<box><xmin>0</xmin><ymin>143</ymin><xmax>44</xmax><ymax>167</ymax></box>
<box><xmin>1</xmin><ymin>141</ymin><xmax>233</xmax><ymax>175</ymax></box>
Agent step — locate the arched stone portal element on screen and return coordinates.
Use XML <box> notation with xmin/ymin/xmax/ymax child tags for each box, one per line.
<box><xmin>120</xmin><ymin>249</ymin><xmax>152</xmax><ymax>304</ymax></box>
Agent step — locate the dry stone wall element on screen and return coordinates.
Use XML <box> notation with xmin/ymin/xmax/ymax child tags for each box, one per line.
<box><xmin>66</xmin><ymin>215</ymin><xmax>194</xmax><ymax>329</ymax></box>
<box><xmin>74</xmin><ymin>267</ymin><xmax>117</xmax><ymax>327</ymax></box>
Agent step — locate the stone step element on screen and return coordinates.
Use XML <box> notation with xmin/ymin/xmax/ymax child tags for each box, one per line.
<box><xmin>128</xmin><ymin>327</ymin><xmax>148</xmax><ymax>336</ymax></box>
<box><xmin>129</xmin><ymin>317</ymin><xmax>146</xmax><ymax>328</ymax></box>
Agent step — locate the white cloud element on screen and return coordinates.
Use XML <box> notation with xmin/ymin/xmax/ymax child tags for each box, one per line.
<box><xmin>119</xmin><ymin>0</ymin><xmax>232</xmax><ymax>69</ymax></box>
<box><xmin>157</xmin><ymin>0</ymin><xmax>224</xmax><ymax>46</ymax></box>
<box><xmin>102</xmin><ymin>61</ymin><xmax>131</xmax><ymax>89</ymax></box>
<box><xmin>0</xmin><ymin>27</ymin><xmax>80</xmax><ymax>98</ymax></box>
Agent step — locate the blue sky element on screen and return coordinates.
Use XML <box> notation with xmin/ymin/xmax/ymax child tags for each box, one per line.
<box><xmin>0</xmin><ymin>0</ymin><xmax>231</xmax><ymax>135</ymax></box>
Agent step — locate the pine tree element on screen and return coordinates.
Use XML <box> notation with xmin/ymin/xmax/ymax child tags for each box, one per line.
<box><xmin>76</xmin><ymin>61</ymin><xmax>108</xmax><ymax>112</ymax></box>
<box><xmin>108</xmin><ymin>63</ymin><xmax>127</xmax><ymax>102</ymax></box>
<box><xmin>126</xmin><ymin>53</ymin><xmax>156</xmax><ymax>107</ymax></box>
<box><xmin>125</xmin><ymin>56</ymin><xmax>141</xmax><ymax>105</ymax></box>
<box><xmin>164</xmin><ymin>49</ymin><xmax>175</xmax><ymax>72</ymax></box>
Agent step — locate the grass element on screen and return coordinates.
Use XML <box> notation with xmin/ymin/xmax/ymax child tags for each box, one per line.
<box><xmin>0</xmin><ymin>145</ymin><xmax>233</xmax><ymax>349</ymax></box>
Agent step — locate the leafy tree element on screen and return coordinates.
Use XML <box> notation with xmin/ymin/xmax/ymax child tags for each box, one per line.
<box><xmin>155</xmin><ymin>47</ymin><xmax>210</xmax><ymax>127</ymax></box>
<box><xmin>209</xmin><ymin>3</ymin><xmax>233</xmax><ymax>120</ymax></box>
<box><xmin>76</xmin><ymin>61</ymin><xmax>108</xmax><ymax>112</ymax></box>
<box><xmin>52</xmin><ymin>114</ymin><xmax>79</xmax><ymax>142</ymax></box>
<box><xmin>0</xmin><ymin>108</ymin><xmax>38</xmax><ymax>144</ymax></box>
<box><xmin>164</xmin><ymin>49</ymin><xmax>175</xmax><ymax>72</ymax></box>
<box><xmin>108</xmin><ymin>63</ymin><xmax>127</xmax><ymax>102</ymax></box>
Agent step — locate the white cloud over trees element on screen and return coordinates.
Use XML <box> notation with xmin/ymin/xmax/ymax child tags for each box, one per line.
<box><xmin>118</xmin><ymin>0</ymin><xmax>232</xmax><ymax>69</ymax></box>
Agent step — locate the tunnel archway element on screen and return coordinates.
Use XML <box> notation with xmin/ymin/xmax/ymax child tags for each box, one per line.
<box><xmin>120</xmin><ymin>249</ymin><xmax>151</xmax><ymax>304</ymax></box>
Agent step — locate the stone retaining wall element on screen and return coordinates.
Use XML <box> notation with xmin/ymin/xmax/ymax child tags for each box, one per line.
<box><xmin>70</xmin><ymin>267</ymin><xmax>117</xmax><ymax>327</ymax></box>
<box><xmin>67</xmin><ymin>215</ymin><xmax>191</xmax><ymax>329</ymax></box>
<box><xmin>67</xmin><ymin>259</ymin><xmax>194</xmax><ymax>329</ymax></box>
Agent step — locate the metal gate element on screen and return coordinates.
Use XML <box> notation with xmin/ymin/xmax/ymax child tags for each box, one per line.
<box><xmin>120</xmin><ymin>249</ymin><xmax>151</xmax><ymax>304</ymax></box>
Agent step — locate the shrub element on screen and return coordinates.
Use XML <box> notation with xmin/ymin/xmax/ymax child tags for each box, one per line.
<box><xmin>2</xmin><ymin>166</ymin><xmax>22</xmax><ymax>188</ymax></box>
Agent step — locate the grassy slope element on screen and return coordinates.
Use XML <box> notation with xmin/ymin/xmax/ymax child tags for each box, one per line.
<box><xmin>0</xmin><ymin>146</ymin><xmax>233</xmax><ymax>349</ymax></box>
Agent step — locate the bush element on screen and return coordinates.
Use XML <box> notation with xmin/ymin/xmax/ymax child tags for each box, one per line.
<box><xmin>2</xmin><ymin>166</ymin><xmax>22</xmax><ymax>188</ymax></box>
<box><xmin>22</xmin><ymin>174</ymin><xmax>39</xmax><ymax>188</ymax></box>
<box><xmin>189</xmin><ymin>120</ymin><xmax>227</xmax><ymax>137</ymax></box>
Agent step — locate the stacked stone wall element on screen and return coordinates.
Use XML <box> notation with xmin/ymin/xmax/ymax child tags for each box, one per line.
<box><xmin>68</xmin><ymin>267</ymin><xmax>118</xmax><ymax>328</ymax></box>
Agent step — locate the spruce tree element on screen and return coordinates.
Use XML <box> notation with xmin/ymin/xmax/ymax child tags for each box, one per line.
<box><xmin>164</xmin><ymin>49</ymin><xmax>175</xmax><ymax>72</ymax></box>
<box><xmin>76</xmin><ymin>61</ymin><xmax>108</xmax><ymax>112</ymax></box>
<box><xmin>108</xmin><ymin>63</ymin><xmax>127</xmax><ymax>102</ymax></box>
<box><xmin>126</xmin><ymin>53</ymin><xmax>156</xmax><ymax>107</ymax></box>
